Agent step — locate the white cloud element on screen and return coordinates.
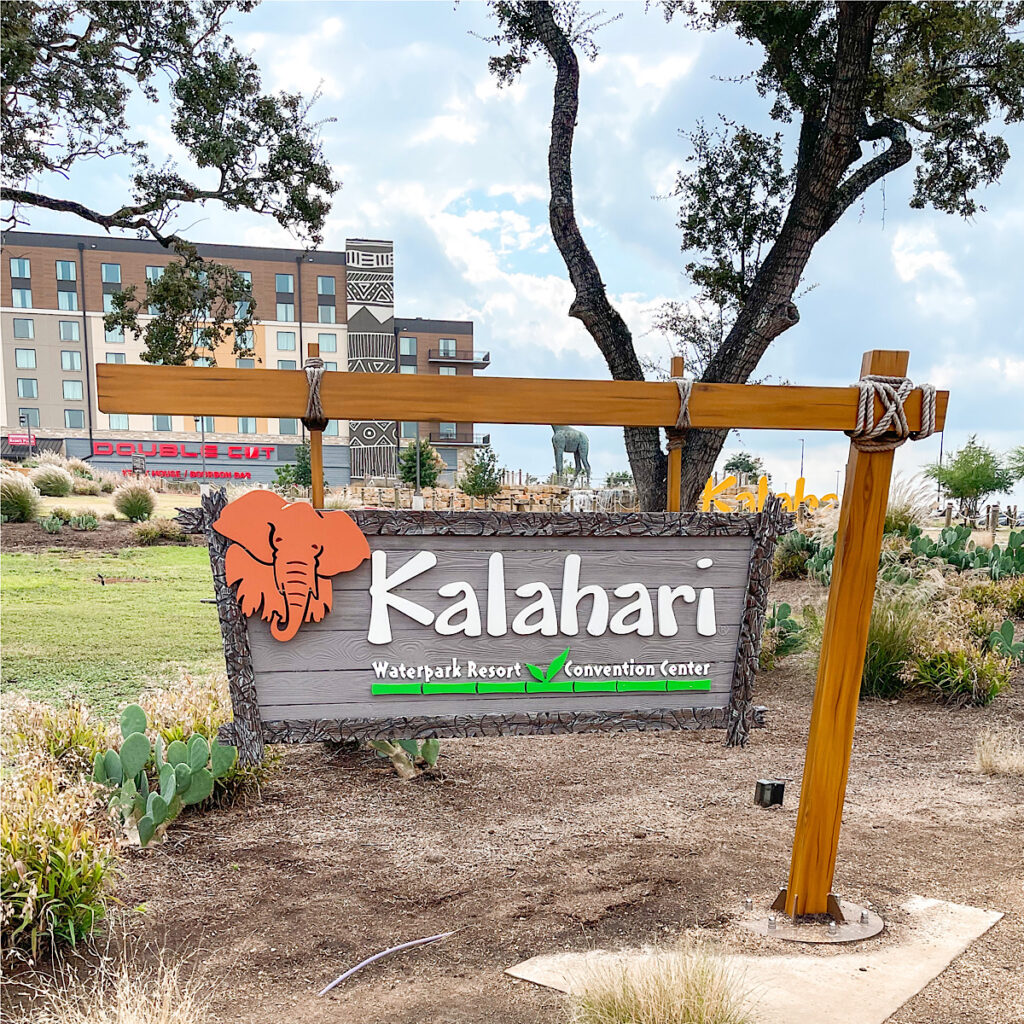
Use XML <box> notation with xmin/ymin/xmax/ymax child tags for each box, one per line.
<box><xmin>890</xmin><ymin>225</ymin><xmax>975</xmax><ymax>320</ymax></box>
<box><xmin>615</xmin><ymin>53</ymin><xmax>697</xmax><ymax>90</ymax></box>
<box><xmin>410</xmin><ymin>94</ymin><xmax>480</xmax><ymax>145</ymax></box>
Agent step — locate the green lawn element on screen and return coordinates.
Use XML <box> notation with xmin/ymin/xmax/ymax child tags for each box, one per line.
<box><xmin>1</xmin><ymin>547</ymin><xmax>222</xmax><ymax>714</ymax></box>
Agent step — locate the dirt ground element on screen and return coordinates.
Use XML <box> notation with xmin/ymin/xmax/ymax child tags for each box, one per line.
<box><xmin>7</xmin><ymin>650</ymin><xmax>1022</xmax><ymax>1022</ymax></box>
<box><xmin>1</xmin><ymin>520</ymin><xmax>204</xmax><ymax>552</ymax></box>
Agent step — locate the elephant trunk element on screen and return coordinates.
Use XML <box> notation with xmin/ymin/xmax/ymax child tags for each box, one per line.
<box><xmin>270</xmin><ymin>559</ymin><xmax>318</xmax><ymax>642</ymax></box>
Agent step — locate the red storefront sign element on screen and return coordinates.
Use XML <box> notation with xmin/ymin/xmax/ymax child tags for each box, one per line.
<box><xmin>92</xmin><ymin>442</ymin><xmax>276</xmax><ymax>460</ymax></box>
<box><xmin>8</xmin><ymin>433</ymin><xmax>36</xmax><ymax>445</ymax></box>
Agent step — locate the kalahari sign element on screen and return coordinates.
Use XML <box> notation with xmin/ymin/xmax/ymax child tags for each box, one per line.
<box><xmin>204</xmin><ymin>491</ymin><xmax>789</xmax><ymax>747</ymax></box>
<box><xmin>701</xmin><ymin>474</ymin><xmax>838</xmax><ymax>513</ymax></box>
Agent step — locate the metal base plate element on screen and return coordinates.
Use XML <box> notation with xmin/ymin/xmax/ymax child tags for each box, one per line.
<box><xmin>740</xmin><ymin>899</ymin><xmax>885</xmax><ymax>944</ymax></box>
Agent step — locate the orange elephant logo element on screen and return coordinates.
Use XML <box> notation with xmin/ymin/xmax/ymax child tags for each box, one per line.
<box><xmin>213</xmin><ymin>490</ymin><xmax>370</xmax><ymax>642</ymax></box>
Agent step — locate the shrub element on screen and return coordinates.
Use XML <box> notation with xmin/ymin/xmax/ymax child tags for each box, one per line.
<box><xmin>29</xmin><ymin>464</ymin><xmax>74</xmax><ymax>497</ymax></box>
<box><xmin>113</xmin><ymin>481</ymin><xmax>156</xmax><ymax>521</ymax></box>
<box><xmin>133</xmin><ymin>517</ymin><xmax>184</xmax><ymax>545</ymax></box>
<box><xmin>1</xmin><ymin>758</ymin><xmax>116</xmax><ymax>960</ymax></box>
<box><xmin>860</xmin><ymin>594</ymin><xmax>926</xmax><ymax>699</ymax></box>
<box><xmin>23</xmin><ymin>451</ymin><xmax>67</xmax><ymax>468</ymax></box>
<box><xmin>1</xmin><ymin>700</ymin><xmax>114</xmax><ymax>775</ymax></box>
<box><xmin>39</xmin><ymin>515</ymin><xmax>64</xmax><ymax>534</ymax></box>
<box><xmin>69</xmin><ymin>513</ymin><xmax>99</xmax><ymax>532</ymax></box>
<box><xmin>460</xmin><ymin>441</ymin><xmax>502</xmax><ymax>498</ymax></box>
<box><xmin>772</xmin><ymin>530</ymin><xmax>818</xmax><ymax>579</ymax></box>
<box><xmin>324</xmin><ymin>493</ymin><xmax>357</xmax><ymax>510</ymax></box>
<box><xmin>72</xmin><ymin>477</ymin><xmax>102</xmax><ymax>495</ymax></box>
<box><xmin>0</xmin><ymin>473</ymin><xmax>42</xmax><ymax>522</ymax></box>
<box><xmin>884</xmin><ymin>474</ymin><xmax>933</xmax><ymax>536</ymax></box>
<box><xmin>398</xmin><ymin>439</ymin><xmax>442</xmax><ymax>489</ymax></box>
<box><xmin>49</xmin><ymin>505</ymin><xmax>77</xmax><ymax>523</ymax></box>
<box><xmin>98</xmin><ymin>473</ymin><xmax>117</xmax><ymax>493</ymax></box>
<box><xmin>759</xmin><ymin>602</ymin><xmax>807</xmax><ymax>671</ymax></box>
<box><xmin>974</xmin><ymin>728</ymin><xmax>1024</xmax><ymax>776</ymax></box>
<box><xmin>565</xmin><ymin>946</ymin><xmax>753</xmax><ymax>1024</ymax></box>
<box><xmin>914</xmin><ymin>645</ymin><xmax>1011</xmax><ymax>707</ymax></box>
<box><xmin>65</xmin><ymin>457</ymin><xmax>94</xmax><ymax>478</ymax></box>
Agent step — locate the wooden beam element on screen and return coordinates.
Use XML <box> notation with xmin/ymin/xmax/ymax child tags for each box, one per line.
<box><xmin>95</xmin><ymin>364</ymin><xmax>948</xmax><ymax>434</ymax></box>
<box><xmin>780</xmin><ymin>349</ymin><xmax>907</xmax><ymax>918</ymax></box>
<box><xmin>307</xmin><ymin>342</ymin><xmax>325</xmax><ymax>509</ymax></box>
<box><xmin>666</xmin><ymin>356</ymin><xmax>683</xmax><ymax>511</ymax></box>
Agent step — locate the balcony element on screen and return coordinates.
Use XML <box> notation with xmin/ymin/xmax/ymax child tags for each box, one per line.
<box><xmin>428</xmin><ymin>432</ymin><xmax>490</xmax><ymax>446</ymax></box>
<box><xmin>427</xmin><ymin>349</ymin><xmax>491</xmax><ymax>368</ymax></box>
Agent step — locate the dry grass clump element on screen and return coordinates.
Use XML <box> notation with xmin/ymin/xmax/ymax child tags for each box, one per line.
<box><xmin>1</xmin><ymin>699</ymin><xmax>114</xmax><ymax>775</ymax></box>
<box><xmin>14</xmin><ymin>945</ymin><xmax>212</xmax><ymax>1024</ymax></box>
<box><xmin>565</xmin><ymin>947</ymin><xmax>754</xmax><ymax>1024</ymax></box>
<box><xmin>974</xmin><ymin>728</ymin><xmax>1024</xmax><ymax>776</ymax></box>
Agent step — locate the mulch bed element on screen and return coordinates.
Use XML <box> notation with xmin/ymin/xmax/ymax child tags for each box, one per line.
<box><xmin>1</xmin><ymin>521</ymin><xmax>205</xmax><ymax>552</ymax></box>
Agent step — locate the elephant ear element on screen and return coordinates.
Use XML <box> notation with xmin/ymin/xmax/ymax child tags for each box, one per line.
<box><xmin>212</xmin><ymin>489</ymin><xmax>287</xmax><ymax>563</ymax></box>
<box><xmin>316</xmin><ymin>510</ymin><xmax>371</xmax><ymax>577</ymax></box>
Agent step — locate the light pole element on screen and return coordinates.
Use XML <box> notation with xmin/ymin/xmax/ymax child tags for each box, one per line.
<box><xmin>799</xmin><ymin>438</ymin><xmax>805</xmax><ymax>479</ymax></box>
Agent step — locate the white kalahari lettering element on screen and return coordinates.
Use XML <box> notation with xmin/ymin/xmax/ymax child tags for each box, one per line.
<box><xmin>367</xmin><ymin>550</ymin><xmax>436</xmax><ymax>645</ymax></box>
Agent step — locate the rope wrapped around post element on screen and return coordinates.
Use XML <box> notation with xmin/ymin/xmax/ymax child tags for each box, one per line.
<box><xmin>665</xmin><ymin>378</ymin><xmax>692</xmax><ymax>452</ymax></box>
<box><xmin>845</xmin><ymin>374</ymin><xmax>937</xmax><ymax>452</ymax></box>
<box><xmin>302</xmin><ymin>356</ymin><xmax>329</xmax><ymax>433</ymax></box>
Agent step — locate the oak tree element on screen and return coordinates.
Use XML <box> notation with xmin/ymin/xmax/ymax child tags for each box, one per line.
<box><xmin>485</xmin><ymin>1</ymin><xmax>1023</xmax><ymax>509</ymax></box>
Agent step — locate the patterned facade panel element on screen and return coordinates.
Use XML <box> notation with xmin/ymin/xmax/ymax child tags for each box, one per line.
<box><xmin>346</xmin><ymin>270</ymin><xmax>394</xmax><ymax>305</ymax></box>
<box><xmin>348</xmin><ymin>333</ymin><xmax>397</xmax><ymax>364</ymax></box>
<box><xmin>345</xmin><ymin>249</ymin><xmax>394</xmax><ymax>269</ymax></box>
<box><xmin>349</xmin><ymin>420</ymin><xmax>398</xmax><ymax>479</ymax></box>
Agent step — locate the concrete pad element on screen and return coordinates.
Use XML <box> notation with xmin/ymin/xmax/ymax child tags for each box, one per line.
<box><xmin>506</xmin><ymin>897</ymin><xmax>1002</xmax><ymax>1024</ymax></box>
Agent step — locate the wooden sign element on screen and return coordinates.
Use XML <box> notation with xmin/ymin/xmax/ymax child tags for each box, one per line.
<box><xmin>204</xmin><ymin>493</ymin><xmax>789</xmax><ymax>749</ymax></box>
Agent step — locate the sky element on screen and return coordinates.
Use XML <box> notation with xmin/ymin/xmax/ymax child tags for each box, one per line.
<box><xmin>17</xmin><ymin>0</ymin><xmax>1024</xmax><ymax>504</ymax></box>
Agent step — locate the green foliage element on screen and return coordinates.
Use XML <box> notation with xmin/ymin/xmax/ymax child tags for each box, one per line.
<box><xmin>909</xmin><ymin>526</ymin><xmax>1024</xmax><ymax>579</ymax></box>
<box><xmin>914</xmin><ymin>647</ymin><xmax>1011</xmax><ymax>707</ymax></box>
<box><xmin>93</xmin><ymin>705</ymin><xmax>237</xmax><ymax>847</ymax></box>
<box><xmin>105</xmin><ymin>250</ymin><xmax>255</xmax><ymax>366</ymax></box>
<box><xmin>113</xmin><ymin>482</ymin><xmax>156</xmax><ymax>522</ymax></box>
<box><xmin>39</xmin><ymin>515</ymin><xmax>64</xmax><ymax>535</ymax></box>
<box><xmin>723</xmin><ymin>451</ymin><xmax>768</xmax><ymax>480</ymax></box>
<box><xmin>988</xmin><ymin>620</ymin><xmax>1024</xmax><ymax>663</ymax></box>
<box><xmin>773</xmin><ymin>530</ymin><xmax>819</xmax><ymax>579</ymax></box>
<box><xmin>28</xmin><ymin>464</ymin><xmax>73</xmax><ymax>497</ymax></box>
<box><xmin>72</xmin><ymin>478</ymin><xmax>102</xmax><ymax>496</ymax></box>
<box><xmin>1009</xmin><ymin>444</ymin><xmax>1024</xmax><ymax>481</ymax></box>
<box><xmin>460</xmin><ymin>442</ymin><xmax>503</xmax><ymax>498</ymax></box>
<box><xmin>2</xmin><ymin>1</ymin><xmax>337</xmax><ymax>246</ymax></box>
<box><xmin>274</xmin><ymin>439</ymin><xmax>322</xmax><ymax>490</ymax></box>
<box><xmin>69</xmin><ymin>513</ymin><xmax>99</xmax><ymax>531</ymax></box>
<box><xmin>398</xmin><ymin>439</ymin><xmax>442</xmax><ymax>489</ymax></box>
<box><xmin>1</xmin><ymin>700</ymin><xmax>113</xmax><ymax>775</ymax></box>
<box><xmin>133</xmin><ymin>517</ymin><xmax>185</xmax><ymax>546</ymax></box>
<box><xmin>604</xmin><ymin>470</ymin><xmax>634</xmax><ymax>488</ymax></box>
<box><xmin>861</xmin><ymin>595</ymin><xmax>926</xmax><ymax>699</ymax></box>
<box><xmin>368</xmin><ymin>737</ymin><xmax>441</xmax><ymax>780</ymax></box>
<box><xmin>49</xmin><ymin>505</ymin><xmax>76</xmax><ymax>523</ymax></box>
<box><xmin>806</xmin><ymin>537</ymin><xmax>836</xmax><ymax>586</ymax></box>
<box><xmin>766</xmin><ymin>603</ymin><xmax>805</xmax><ymax>655</ymax></box>
<box><xmin>0</xmin><ymin>472</ymin><xmax>41</xmax><ymax>522</ymax></box>
<box><xmin>925</xmin><ymin>436</ymin><xmax>1015</xmax><ymax>517</ymax></box>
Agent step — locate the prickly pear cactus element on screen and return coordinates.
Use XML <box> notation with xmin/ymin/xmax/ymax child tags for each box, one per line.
<box><xmin>368</xmin><ymin>737</ymin><xmax>442</xmax><ymax>779</ymax></box>
<box><xmin>93</xmin><ymin>703</ymin><xmax>238</xmax><ymax>847</ymax></box>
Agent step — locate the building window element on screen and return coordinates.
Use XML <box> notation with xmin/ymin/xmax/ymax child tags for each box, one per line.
<box><xmin>236</xmin><ymin>329</ymin><xmax>254</xmax><ymax>352</ymax></box>
<box><xmin>317</xmin><ymin>332</ymin><xmax>337</xmax><ymax>352</ymax></box>
<box><xmin>238</xmin><ymin>417</ymin><xmax>257</xmax><ymax>434</ymax></box>
<box><xmin>15</xmin><ymin>349</ymin><xmax>36</xmax><ymax>368</ymax></box>
<box><xmin>17</xmin><ymin>379</ymin><xmax>38</xmax><ymax>399</ymax></box>
<box><xmin>194</xmin><ymin>357</ymin><xmax>212</xmax><ymax>367</ymax></box>
<box><xmin>13</xmin><ymin>318</ymin><xmax>33</xmax><ymax>339</ymax></box>
<box><xmin>401</xmin><ymin>422</ymin><xmax>418</xmax><ymax>439</ymax></box>
<box><xmin>19</xmin><ymin>408</ymin><xmax>40</xmax><ymax>428</ymax></box>
<box><xmin>278</xmin><ymin>418</ymin><xmax>298</xmax><ymax>435</ymax></box>
<box><xmin>148</xmin><ymin>302</ymin><xmax>160</xmax><ymax>315</ymax></box>
<box><xmin>318</xmin><ymin>304</ymin><xmax>336</xmax><ymax>324</ymax></box>
<box><xmin>276</xmin><ymin>302</ymin><xmax>295</xmax><ymax>322</ymax></box>
<box><xmin>438</xmin><ymin>338</ymin><xmax>457</xmax><ymax>357</ymax></box>
<box><xmin>275</xmin><ymin>273</ymin><xmax>294</xmax><ymax>293</ymax></box>
<box><xmin>10</xmin><ymin>257</ymin><xmax>30</xmax><ymax>277</ymax></box>
<box><xmin>109</xmin><ymin>414</ymin><xmax>129</xmax><ymax>430</ymax></box>
<box><xmin>400</xmin><ymin>365</ymin><xmax>417</xmax><ymax>374</ymax></box>
<box><xmin>56</xmin><ymin>260</ymin><xmax>76</xmax><ymax>281</ymax></box>
<box><xmin>58</xmin><ymin>291</ymin><xmax>78</xmax><ymax>311</ymax></box>
<box><xmin>12</xmin><ymin>288</ymin><xmax>32</xmax><ymax>307</ymax></box>
<box><xmin>238</xmin><ymin>270</ymin><xmax>252</xmax><ymax>285</ymax></box>
<box><xmin>61</xmin><ymin>351</ymin><xmax>82</xmax><ymax>371</ymax></box>
<box><xmin>101</xmin><ymin>263</ymin><xmax>121</xmax><ymax>284</ymax></box>
<box><xmin>324</xmin><ymin>361</ymin><xmax>337</xmax><ymax>371</ymax></box>
<box><xmin>63</xmin><ymin>380</ymin><xmax>84</xmax><ymax>401</ymax></box>
<box><xmin>277</xmin><ymin>359</ymin><xmax>296</xmax><ymax>370</ymax></box>
<box><xmin>59</xmin><ymin>320</ymin><xmax>79</xmax><ymax>341</ymax></box>
<box><xmin>439</xmin><ymin>366</ymin><xmax>457</xmax><ymax>376</ymax></box>
<box><xmin>105</xmin><ymin>326</ymin><xmax>124</xmax><ymax>343</ymax></box>
<box><xmin>400</xmin><ymin>336</ymin><xmax>417</xmax><ymax>356</ymax></box>
<box><xmin>440</xmin><ymin>422</ymin><xmax>457</xmax><ymax>439</ymax></box>
<box><xmin>235</xmin><ymin>299</ymin><xmax>250</xmax><ymax>318</ymax></box>
<box><xmin>65</xmin><ymin>409</ymin><xmax>85</xmax><ymax>429</ymax></box>
<box><xmin>317</xmin><ymin>275</ymin><xmax>335</xmax><ymax>295</ymax></box>
<box><xmin>236</xmin><ymin>357</ymin><xmax>255</xmax><ymax>369</ymax></box>
<box><xmin>146</xmin><ymin>266</ymin><xmax>164</xmax><ymax>282</ymax></box>
<box><xmin>276</xmin><ymin>331</ymin><xmax>296</xmax><ymax>351</ymax></box>
<box><xmin>153</xmin><ymin>415</ymin><xmax>172</xmax><ymax>431</ymax></box>
<box><xmin>102</xmin><ymin>292</ymin><xmax>117</xmax><ymax>313</ymax></box>
<box><xmin>106</xmin><ymin>352</ymin><xmax>126</xmax><ymax>364</ymax></box>
<box><xmin>324</xmin><ymin>420</ymin><xmax>339</xmax><ymax>437</ymax></box>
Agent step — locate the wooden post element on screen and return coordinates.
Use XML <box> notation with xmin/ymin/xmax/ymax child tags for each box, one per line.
<box><xmin>945</xmin><ymin>502</ymin><xmax>953</xmax><ymax>528</ymax></box>
<box><xmin>307</xmin><ymin>342</ymin><xmax>325</xmax><ymax>509</ymax></box>
<box><xmin>778</xmin><ymin>350</ymin><xmax>908</xmax><ymax>919</ymax></box>
<box><xmin>666</xmin><ymin>355</ymin><xmax>684</xmax><ymax>511</ymax></box>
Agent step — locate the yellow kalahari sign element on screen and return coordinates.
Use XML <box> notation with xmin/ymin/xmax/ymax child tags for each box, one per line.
<box><xmin>701</xmin><ymin>475</ymin><xmax>838</xmax><ymax>513</ymax></box>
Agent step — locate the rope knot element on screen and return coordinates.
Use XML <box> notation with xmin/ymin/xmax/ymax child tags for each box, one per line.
<box><xmin>302</xmin><ymin>357</ymin><xmax>329</xmax><ymax>432</ymax></box>
<box><xmin>665</xmin><ymin>377</ymin><xmax>691</xmax><ymax>452</ymax></box>
<box><xmin>846</xmin><ymin>374</ymin><xmax>936</xmax><ymax>452</ymax></box>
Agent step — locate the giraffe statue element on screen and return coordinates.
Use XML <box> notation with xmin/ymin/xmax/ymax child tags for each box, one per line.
<box><xmin>551</xmin><ymin>425</ymin><xmax>591</xmax><ymax>486</ymax></box>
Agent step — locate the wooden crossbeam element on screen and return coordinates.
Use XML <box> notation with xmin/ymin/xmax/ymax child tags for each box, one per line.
<box><xmin>96</xmin><ymin>363</ymin><xmax>948</xmax><ymax>434</ymax></box>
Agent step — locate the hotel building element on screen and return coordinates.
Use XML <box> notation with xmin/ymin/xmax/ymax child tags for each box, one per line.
<box><xmin>0</xmin><ymin>231</ymin><xmax>489</xmax><ymax>485</ymax></box>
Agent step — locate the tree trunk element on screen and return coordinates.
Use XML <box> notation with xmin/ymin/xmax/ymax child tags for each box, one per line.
<box><xmin>530</xmin><ymin>2</ymin><xmax>667</xmax><ymax>510</ymax></box>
